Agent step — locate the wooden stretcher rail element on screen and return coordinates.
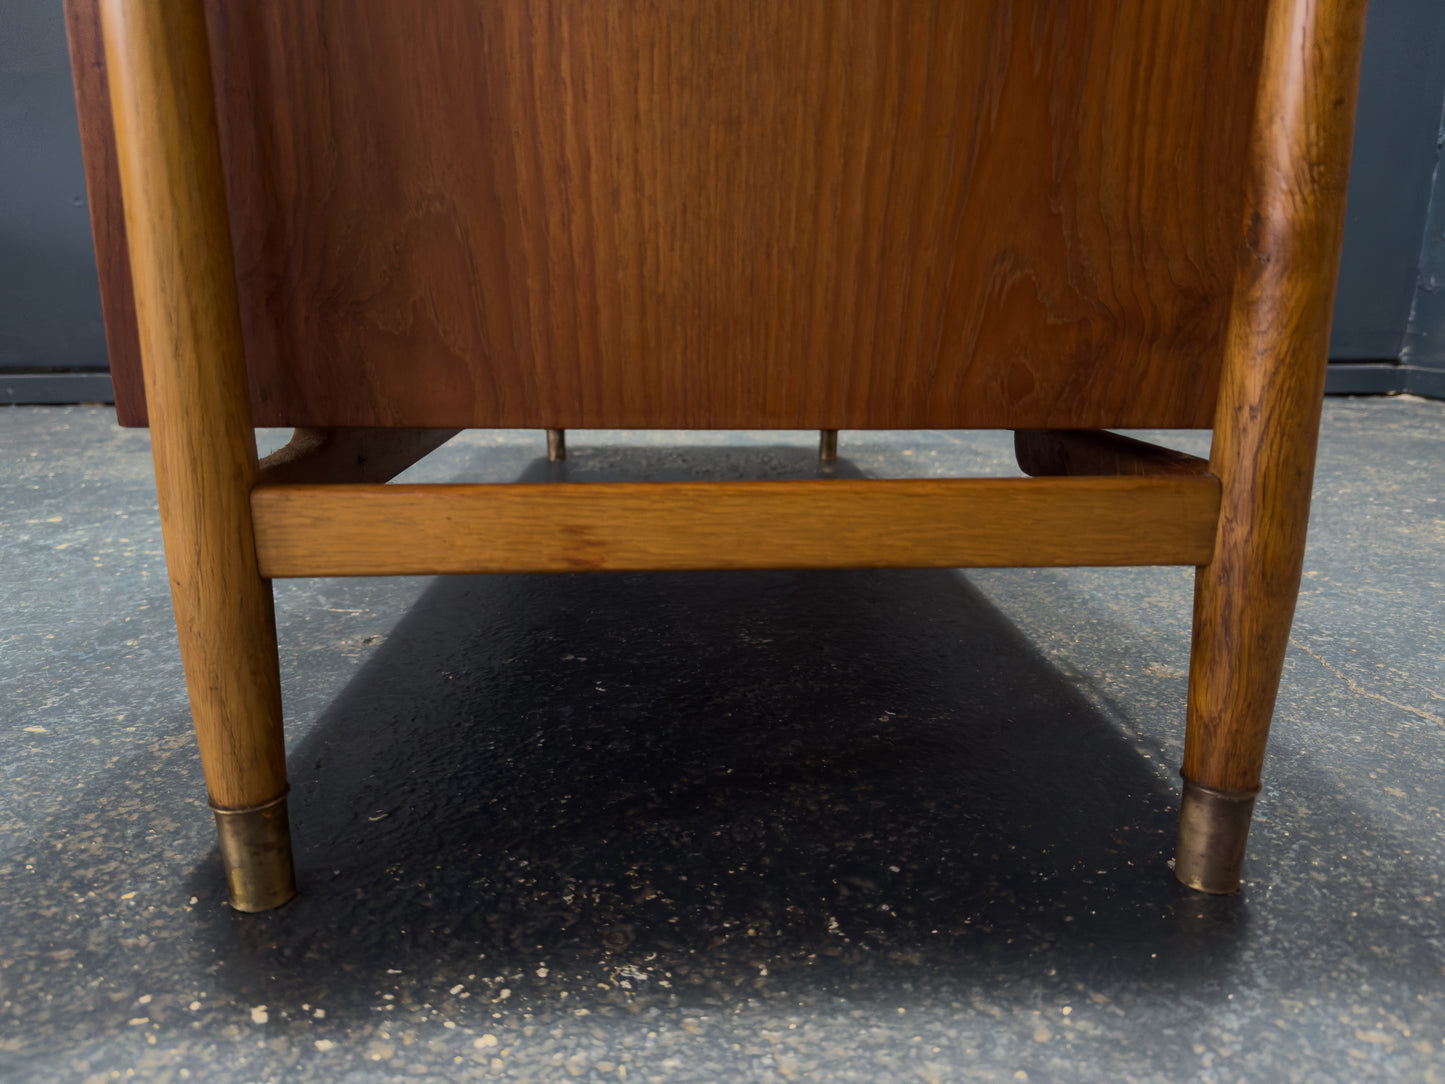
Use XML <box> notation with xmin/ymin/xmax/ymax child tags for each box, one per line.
<box><xmin>251</xmin><ymin>475</ymin><xmax>1222</xmax><ymax>578</ymax></box>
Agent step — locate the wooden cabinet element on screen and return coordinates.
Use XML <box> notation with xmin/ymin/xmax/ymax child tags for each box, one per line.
<box><xmin>69</xmin><ymin>0</ymin><xmax>1368</xmax><ymax>911</ymax></box>
<box><xmin>73</xmin><ymin>1</ymin><xmax>1268</xmax><ymax>431</ymax></box>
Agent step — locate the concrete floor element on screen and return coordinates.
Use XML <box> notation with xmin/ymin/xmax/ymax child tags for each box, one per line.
<box><xmin>1</xmin><ymin>398</ymin><xmax>1442</xmax><ymax>1083</ymax></box>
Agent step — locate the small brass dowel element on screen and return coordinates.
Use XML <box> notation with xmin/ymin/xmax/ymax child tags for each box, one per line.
<box><xmin>819</xmin><ymin>430</ymin><xmax>838</xmax><ymax>462</ymax></box>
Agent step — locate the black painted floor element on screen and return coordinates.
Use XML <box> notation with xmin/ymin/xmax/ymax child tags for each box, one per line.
<box><xmin>2</xmin><ymin>400</ymin><xmax>1442</xmax><ymax>1082</ymax></box>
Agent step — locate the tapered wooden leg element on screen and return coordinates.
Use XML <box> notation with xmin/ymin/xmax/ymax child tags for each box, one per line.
<box><xmin>1175</xmin><ymin>0</ymin><xmax>1366</xmax><ymax>893</ymax></box>
<box><xmin>101</xmin><ymin>0</ymin><xmax>294</xmax><ymax>910</ymax></box>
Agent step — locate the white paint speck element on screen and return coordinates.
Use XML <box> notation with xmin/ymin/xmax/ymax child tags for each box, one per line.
<box><xmin>449</xmin><ymin>984</ymin><xmax>465</xmax><ymax>995</ymax></box>
<box><xmin>314</xmin><ymin>1039</ymin><xmax>335</xmax><ymax>1052</ymax></box>
<box><xmin>251</xmin><ymin>1005</ymin><xmax>269</xmax><ymax>1024</ymax></box>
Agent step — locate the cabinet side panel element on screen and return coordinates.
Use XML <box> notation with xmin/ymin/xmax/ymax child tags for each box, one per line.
<box><xmin>202</xmin><ymin>2</ymin><xmax>1266</xmax><ymax>429</ymax></box>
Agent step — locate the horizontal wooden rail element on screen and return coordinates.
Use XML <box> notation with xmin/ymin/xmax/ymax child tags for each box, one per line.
<box><xmin>252</xmin><ymin>476</ymin><xmax>1221</xmax><ymax>578</ymax></box>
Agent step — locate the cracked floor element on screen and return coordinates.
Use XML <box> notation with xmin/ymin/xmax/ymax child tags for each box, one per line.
<box><xmin>1</xmin><ymin>396</ymin><xmax>1442</xmax><ymax>1082</ymax></box>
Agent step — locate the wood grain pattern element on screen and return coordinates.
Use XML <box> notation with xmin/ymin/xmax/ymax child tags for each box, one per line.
<box><xmin>1183</xmin><ymin>0</ymin><xmax>1368</xmax><ymax>799</ymax></box>
<box><xmin>251</xmin><ymin>476</ymin><xmax>1222</xmax><ymax>579</ymax></box>
<box><xmin>1014</xmin><ymin>430</ymin><xmax>1209</xmax><ymax>478</ymax></box>
<box><xmin>100</xmin><ymin>0</ymin><xmax>286</xmax><ymax>811</ymax></box>
<box><xmin>62</xmin><ymin>0</ymin><xmax>146</xmax><ymax>425</ymax></box>
<box><xmin>78</xmin><ymin>0</ymin><xmax>1267</xmax><ymax>429</ymax></box>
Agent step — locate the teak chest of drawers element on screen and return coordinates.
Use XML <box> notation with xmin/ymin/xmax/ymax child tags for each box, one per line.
<box><xmin>66</xmin><ymin>0</ymin><xmax>1367</xmax><ymax>910</ymax></box>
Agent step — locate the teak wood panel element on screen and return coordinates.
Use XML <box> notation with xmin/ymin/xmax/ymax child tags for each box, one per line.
<box><xmin>77</xmin><ymin>1</ymin><xmax>1268</xmax><ymax>430</ymax></box>
<box><xmin>250</xmin><ymin>476</ymin><xmax>1222</xmax><ymax>579</ymax></box>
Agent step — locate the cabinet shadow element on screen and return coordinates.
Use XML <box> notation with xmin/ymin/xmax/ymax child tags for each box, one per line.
<box><xmin>191</xmin><ymin>446</ymin><xmax>1242</xmax><ymax>1019</ymax></box>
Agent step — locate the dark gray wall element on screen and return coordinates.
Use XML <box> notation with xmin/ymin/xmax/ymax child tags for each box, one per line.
<box><xmin>0</xmin><ymin>0</ymin><xmax>107</xmax><ymax>374</ymax></box>
<box><xmin>3</xmin><ymin>1</ymin><xmax>1445</xmax><ymax>397</ymax></box>
<box><xmin>1401</xmin><ymin>110</ymin><xmax>1445</xmax><ymax>376</ymax></box>
<box><xmin>1330</xmin><ymin>0</ymin><xmax>1445</xmax><ymax>361</ymax></box>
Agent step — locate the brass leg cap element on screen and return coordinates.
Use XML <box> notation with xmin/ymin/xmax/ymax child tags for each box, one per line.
<box><xmin>1174</xmin><ymin>777</ymin><xmax>1258</xmax><ymax>894</ymax></box>
<box><xmin>212</xmin><ymin>793</ymin><xmax>297</xmax><ymax>912</ymax></box>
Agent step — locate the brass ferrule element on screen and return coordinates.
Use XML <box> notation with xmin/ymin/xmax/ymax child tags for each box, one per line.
<box><xmin>1174</xmin><ymin>776</ymin><xmax>1259</xmax><ymax>894</ymax></box>
<box><xmin>211</xmin><ymin>791</ymin><xmax>297</xmax><ymax>913</ymax></box>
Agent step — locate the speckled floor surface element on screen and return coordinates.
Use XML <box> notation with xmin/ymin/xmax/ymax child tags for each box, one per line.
<box><xmin>1</xmin><ymin>399</ymin><xmax>1442</xmax><ymax>1083</ymax></box>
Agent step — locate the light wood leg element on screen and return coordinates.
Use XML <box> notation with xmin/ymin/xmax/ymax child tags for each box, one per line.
<box><xmin>101</xmin><ymin>0</ymin><xmax>294</xmax><ymax>910</ymax></box>
<box><xmin>1176</xmin><ymin>0</ymin><xmax>1366</xmax><ymax>893</ymax></box>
